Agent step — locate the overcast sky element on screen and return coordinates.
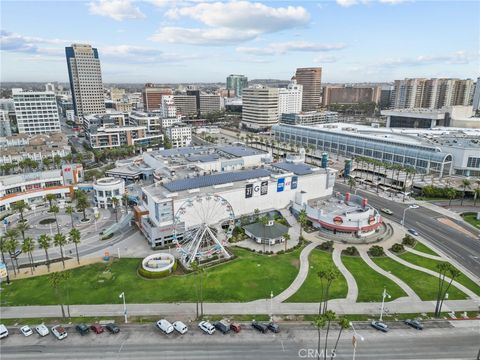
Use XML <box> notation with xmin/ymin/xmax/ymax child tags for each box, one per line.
<box><xmin>1</xmin><ymin>0</ymin><xmax>479</xmax><ymax>83</ymax></box>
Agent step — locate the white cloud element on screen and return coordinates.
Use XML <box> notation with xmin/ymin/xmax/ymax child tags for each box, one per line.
<box><xmin>153</xmin><ymin>1</ymin><xmax>310</xmax><ymax>45</ymax></box>
<box><xmin>150</xmin><ymin>26</ymin><xmax>259</xmax><ymax>45</ymax></box>
<box><xmin>236</xmin><ymin>41</ymin><xmax>347</xmax><ymax>55</ymax></box>
<box><xmin>313</xmin><ymin>55</ymin><xmax>339</xmax><ymax>64</ymax></box>
<box><xmin>336</xmin><ymin>0</ymin><xmax>410</xmax><ymax>6</ymax></box>
<box><xmin>0</xmin><ymin>30</ymin><xmax>76</xmax><ymax>54</ymax></box>
<box><xmin>102</xmin><ymin>44</ymin><xmax>200</xmax><ymax>62</ymax></box>
<box><xmin>380</xmin><ymin>51</ymin><xmax>473</xmax><ymax>67</ymax></box>
<box><xmin>88</xmin><ymin>0</ymin><xmax>146</xmax><ymax>21</ymax></box>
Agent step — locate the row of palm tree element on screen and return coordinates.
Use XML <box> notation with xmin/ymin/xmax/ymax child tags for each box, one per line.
<box><xmin>0</xmin><ymin>153</ymin><xmax>83</xmax><ymax>176</ymax></box>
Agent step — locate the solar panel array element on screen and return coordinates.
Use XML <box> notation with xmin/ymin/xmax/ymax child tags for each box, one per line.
<box><xmin>272</xmin><ymin>162</ymin><xmax>313</xmax><ymax>175</ymax></box>
<box><xmin>163</xmin><ymin>169</ymin><xmax>271</xmax><ymax>192</ymax></box>
<box><xmin>186</xmin><ymin>154</ymin><xmax>220</xmax><ymax>163</ymax></box>
<box><xmin>218</xmin><ymin>146</ymin><xmax>260</xmax><ymax>157</ymax></box>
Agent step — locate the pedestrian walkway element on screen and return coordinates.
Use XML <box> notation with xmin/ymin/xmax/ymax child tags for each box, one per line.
<box><xmin>332</xmin><ymin>248</ymin><xmax>358</xmax><ymax>302</ymax></box>
<box><xmin>359</xmin><ymin>250</ymin><xmax>420</xmax><ymax>300</ymax></box>
<box><xmin>405</xmin><ymin>247</ymin><xmax>445</xmax><ymax>261</ymax></box>
<box><xmin>385</xmin><ymin>250</ymin><xmax>479</xmax><ymax>300</ymax></box>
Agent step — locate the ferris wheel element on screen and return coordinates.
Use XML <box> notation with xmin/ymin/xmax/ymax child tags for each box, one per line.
<box><xmin>173</xmin><ymin>193</ymin><xmax>235</xmax><ymax>268</ymax></box>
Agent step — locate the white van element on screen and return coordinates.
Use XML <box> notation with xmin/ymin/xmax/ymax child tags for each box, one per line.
<box><xmin>173</xmin><ymin>321</ymin><xmax>188</xmax><ymax>334</ymax></box>
<box><xmin>0</xmin><ymin>324</ymin><xmax>8</xmax><ymax>339</ymax></box>
<box><xmin>156</xmin><ymin>319</ymin><xmax>174</xmax><ymax>334</ymax></box>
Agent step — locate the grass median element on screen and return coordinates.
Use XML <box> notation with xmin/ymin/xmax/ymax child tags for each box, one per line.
<box><xmin>412</xmin><ymin>241</ymin><xmax>439</xmax><ymax>256</ymax></box>
<box><xmin>372</xmin><ymin>256</ymin><xmax>467</xmax><ymax>301</ymax></box>
<box><xmin>1</xmin><ymin>247</ymin><xmax>302</xmax><ymax>306</ymax></box>
<box><xmin>286</xmin><ymin>248</ymin><xmax>348</xmax><ymax>302</ymax></box>
<box><xmin>341</xmin><ymin>255</ymin><xmax>406</xmax><ymax>302</ymax></box>
<box><xmin>399</xmin><ymin>252</ymin><xmax>480</xmax><ymax>296</ymax></box>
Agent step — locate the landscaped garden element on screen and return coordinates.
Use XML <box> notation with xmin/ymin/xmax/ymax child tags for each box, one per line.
<box><xmin>399</xmin><ymin>252</ymin><xmax>480</xmax><ymax>296</ymax></box>
<box><xmin>412</xmin><ymin>241</ymin><xmax>439</xmax><ymax>256</ymax></box>
<box><xmin>372</xmin><ymin>256</ymin><xmax>468</xmax><ymax>301</ymax></box>
<box><xmin>287</xmin><ymin>248</ymin><xmax>348</xmax><ymax>302</ymax></box>
<box><xmin>1</xmin><ymin>247</ymin><xmax>302</xmax><ymax>306</ymax></box>
<box><xmin>341</xmin><ymin>255</ymin><xmax>406</xmax><ymax>302</ymax></box>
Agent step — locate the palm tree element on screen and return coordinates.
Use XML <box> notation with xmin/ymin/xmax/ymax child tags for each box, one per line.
<box><xmin>12</xmin><ymin>200</ymin><xmax>29</xmax><ymax>222</ymax></box>
<box><xmin>53</xmin><ymin>233</ymin><xmax>67</xmax><ymax>268</ymax></box>
<box><xmin>76</xmin><ymin>193</ymin><xmax>89</xmax><ymax>221</ymax></box>
<box><xmin>0</xmin><ymin>236</ymin><xmax>11</xmax><ymax>283</ymax></box>
<box><xmin>65</xmin><ymin>205</ymin><xmax>75</xmax><ymax>229</ymax></box>
<box><xmin>21</xmin><ymin>237</ymin><xmax>35</xmax><ymax>274</ymax></box>
<box><xmin>45</xmin><ymin>194</ymin><xmax>56</xmax><ymax>208</ymax></box>
<box><xmin>69</xmin><ymin>228</ymin><xmax>81</xmax><ymax>264</ymax></box>
<box><xmin>474</xmin><ymin>180</ymin><xmax>480</xmax><ymax>207</ymax></box>
<box><xmin>42</xmin><ymin>157</ymin><xmax>52</xmax><ymax>170</ymax></box>
<box><xmin>323</xmin><ymin>310</ymin><xmax>336</xmax><ymax>360</ymax></box>
<box><xmin>50</xmin><ymin>205</ymin><xmax>61</xmax><ymax>234</ymax></box>
<box><xmin>16</xmin><ymin>221</ymin><xmax>30</xmax><ymax>242</ymax></box>
<box><xmin>313</xmin><ymin>315</ymin><xmax>326</xmax><ymax>360</ymax></box>
<box><xmin>318</xmin><ymin>266</ymin><xmax>341</xmax><ymax>315</ymax></box>
<box><xmin>53</xmin><ymin>155</ymin><xmax>62</xmax><ymax>169</ymax></box>
<box><xmin>5</xmin><ymin>237</ymin><xmax>20</xmax><ymax>275</ymax></box>
<box><xmin>121</xmin><ymin>193</ymin><xmax>129</xmax><ymax>213</ymax></box>
<box><xmin>49</xmin><ymin>272</ymin><xmax>67</xmax><ymax>318</ymax></box>
<box><xmin>298</xmin><ymin>209</ymin><xmax>307</xmax><ymax>238</ymax></box>
<box><xmin>283</xmin><ymin>232</ymin><xmax>290</xmax><ymax>252</ymax></box>
<box><xmin>446</xmin><ymin>188</ymin><xmax>457</xmax><ymax>207</ymax></box>
<box><xmin>330</xmin><ymin>318</ymin><xmax>350</xmax><ymax>360</ymax></box>
<box><xmin>461</xmin><ymin>179</ymin><xmax>471</xmax><ymax>206</ymax></box>
<box><xmin>112</xmin><ymin>197</ymin><xmax>120</xmax><ymax>223</ymax></box>
<box><xmin>348</xmin><ymin>177</ymin><xmax>356</xmax><ymax>192</ymax></box>
<box><xmin>38</xmin><ymin>234</ymin><xmax>52</xmax><ymax>272</ymax></box>
<box><xmin>435</xmin><ymin>263</ymin><xmax>461</xmax><ymax>317</ymax></box>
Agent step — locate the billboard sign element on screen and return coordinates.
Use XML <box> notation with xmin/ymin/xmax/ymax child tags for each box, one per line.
<box><xmin>291</xmin><ymin>176</ymin><xmax>298</xmax><ymax>190</ymax></box>
<box><xmin>277</xmin><ymin>178</ymin><xmax>285</xmax><ymax>192</ymax></box>
<box><xmin>253</xmin><ymin>182</ymin><xmax>261</xmax><ymax>197</ymax></box>
<box><xmin>245</xmin><ymin>184</ymin><xmax>253</xmax><ymax>198</ymax></box>
<box><xmin>260</xmin><ymin>181</ymin><xmax>268</xmax><ymax>195</ymax></box>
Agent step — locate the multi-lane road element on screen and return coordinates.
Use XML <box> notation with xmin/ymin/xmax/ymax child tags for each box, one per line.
<box><xmin>1</xmin><ymin>322</ymin><xmax>479</xmax><ymax>359</ymax></box>
<box><xmin>334</xmin><ymin>183</ymin><xmax>480</xmax><ymax>278</ymax></box>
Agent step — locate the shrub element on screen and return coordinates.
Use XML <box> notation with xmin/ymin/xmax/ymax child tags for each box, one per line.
<box><xmin>369</xmin><ymin>245</ymin><xmax>384</xmax><ymax>257</ymax></box>
<box><xmin>342</xmin><ymin>246</ymin><xmax>359</xmax><ymax>256</ymax></box>
<box><xmin>391</xmin><ymin>243</ymin><xmax>405</xmax><ymax>254</ymax></box>
<box><xmin>319</xmin><ymin>240</ymin><xmax>334</xmax><ymax>252</ymax></box>
<box><xmin>402</xmin><ymin>235</ymin><xmax>416</xmax><ymax>247</ymax></box>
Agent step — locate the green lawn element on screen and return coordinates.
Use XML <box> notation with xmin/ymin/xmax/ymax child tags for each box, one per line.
<box><xmin>372</xmin><ymin>256</ymin><xmax>468</xmax><ymax>301</ymax></box>
<box><xmin>399</xmin><ymin>252</ymin><xmax>480</xmax><ymax>296</ymax></box>
<box><xmin>462</xmin><ymin>213</ymin><xmax>480</xmax><ymax>229</ymax></box>
<box><xmin>341</xmin><ymin>256</ymin><xmax>406</xmax><ymax>302</ymax></box>
<box><xmin>412</xmin><ymin>241</ymin><xmax>439</xmax><ymax>256</ymax></box>
<box><xmin>1</xmin><ymin>247</ymin><xmax>302</xmax><ymax>306</ymax></box>
<box><xmin>287</xmin><ymin>249</ymin><xmax>348</xmax><ymax>302</ymax></box>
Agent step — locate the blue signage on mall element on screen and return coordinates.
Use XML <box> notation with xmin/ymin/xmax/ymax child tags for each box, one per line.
<box><xmin>277</xmin><ymin>178</ymin><xmax>285</xmax><ymax>192</ymax></box>
<box><xmin>291</xmin><ymin>176</ymin><xmax>298</xmax><ymax>190</ymax></box>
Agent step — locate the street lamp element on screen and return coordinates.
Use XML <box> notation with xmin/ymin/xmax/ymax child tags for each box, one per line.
<box><xmin>119</xmin><ymin>292</ymin><xmax>128</xmax><ymax>323</ymax></box>
<box><xmin>401</xmin><ymin>205</ymin><xmax>417</xmax><ymax>230</ymax></box>
<box><xmin>379</xmin><ymin>287</ymin><xmax>391</xmax><ymax>322</ymax></box>
<box><xmin>270</xmin><ymin>291</ymin><xmax>274</xmax><ymax>322</ymax></box>
<box><xmin>349</xmin><ymin>322</ymin><xmax>365</xmax><ymax>360</ymax></box>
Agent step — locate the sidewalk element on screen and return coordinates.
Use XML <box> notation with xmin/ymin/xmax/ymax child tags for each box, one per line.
<box><xmin>1</xmin><ymin>299</ymin><xmax>479</xmax><ymax>319</ymax></box>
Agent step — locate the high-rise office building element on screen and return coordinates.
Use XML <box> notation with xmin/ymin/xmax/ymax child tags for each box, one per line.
<box><xmin>295</xmin><ymin>68</ymin><xmax>322</xmax><ymax>111</ymax></box>
<box><xmin>65</xmin><ymin>44</ymin><xmax>106</xmax><ymax>117</ymax></box>
<box><xmin>241</xmin><ymin>86</ymin><xmax>279</xmax><ymax>130</ymax></box>
<box><xmin>12</xmin><ymin>88</ymin><xmax>61</xmax><ymax>135</ymax></box>
<box><xmin>472</xmin><ymin>77</ymin><xmax>480</xmax><ymax>112</ymax></box>
<box><xmin>278</xmin><ymin>81</ymin><xmax>303</xmax><ymax>115</ymax></box>
<box><xmin>173</xmin><ymin>95</ymin><xmax>198</xmax><ymax>117</ymax></box>
<box><xmin>226</xmin><ymin>74</ymin><xmax>248</xmax><ymax>97</ymax></box>
<box><xmin>392</xmin><ymin>78</ymin><xmax>474</xmax><ymax>109</ymax></box>
<box><xmin>143</xmin><ymin>84</ymin><xmax>173</xmax><ymax>112</ymax></box>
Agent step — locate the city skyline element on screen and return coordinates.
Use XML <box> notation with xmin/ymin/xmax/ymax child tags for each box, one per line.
<box><xmin>1</xmin><ymin>0</ymin><xmax>479</xmax><ymax>83</ymax></box>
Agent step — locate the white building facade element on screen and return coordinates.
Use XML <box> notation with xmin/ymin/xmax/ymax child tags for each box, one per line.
<box><xmin>93</xmin><ymin>177</ymin><xmax>125</xmax><ymax>208</ymax></box>
<box><xmin>12</xmin><ymin>89</ymin><xmax>61</xmax><ymax>135</ymax></box>
<box><xmin>278</xmin><ymin>82</ymin><xmax>303</xmax><ymax>116</ymax></box>
<box><xmin>165</xmin><ymin>123</ymin><xmax>192</xmax><ymax>148</ymax></box>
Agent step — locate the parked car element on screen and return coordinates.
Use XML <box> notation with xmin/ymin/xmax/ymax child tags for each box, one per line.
<box><xmin>214</xmin><ymin>320</ymin><xmax>230</xmax><ymax>334</ymax></box>
<box><xmin>173</xmin><ymin>321</ymin><xmax>188</xmax><ymax>335</ymax></box>
<box><xmin>230</xmin><ymin>323</ymin><xmax>241</xmax><ymax>333</ymax></box>
<box><xmin>90</xmin><ymin>324</ymin><xmax>104</xmax><ymax>334</ymax></box>
<box><xmin>20</xmin><ymin>325</ymin><xmax>33</xmax><ymax>337</ymax></box>
<box><xmin>381</xmin><ymin>208</ymin><xmax>393</xmax><ymax>215</ymax></box>
<box><xmin>371</xmin><ymin>321</ymin><xmax>389</xmax><ymax>332</ymax></box>
<box><xmin>0</xmin><ymin>324</ymin><xmax>8</xmax><ymax>339</ymax></box>
<box><xmin>251</xmin><ymin>321</ymin><xmax>268</xmax><ymax>333</ymax></box>
<box><xmin>267</xmin><ymin>322</ymin><xmax>280</xmax><ymax>333</ymax></box>
<box><xmin>198</xmin><ymin>321</ymin><xmax>215</xmax><ymax>335</ymax></box>
<box><xmin>156</xmin><ymin>319</ymin><xmax>174</xmax><ymax>334</ymax></box>
<box><xmin>409</xmin><ymin>204</ymin><xmax>419</xmax><ymax>209</ymax></box>
<box><xmin>404</xmin><ymin>319</ymin><xmax>423</xmax><ymax>330</ymax></box>
<box><xmin>105</xmin><ymin>323</ymin><xmax>120</xmax><ymax>334</ymax></box>
<box><xmin>12</xmin><ymin>249</ymin><xmax>22</xmax><ymax>258</ymax></box>
<box><xmin>75</xmin><ymin>323</ymin><xmax>90</xmax><ymax>336</ymax></box>
<box><xmin>35</xmin><ymin>324</ymin><xmax>50</xmax><ymax>337</ymax></box>
<box><xmin>408</xmin><ymin>229</ymin><xmax>419</xmax><ymax>236</ymax></box>
<box><xmin>51</xmin><ymin>325</ymin><xmax>68</xmax><ymax>340</ymax></box>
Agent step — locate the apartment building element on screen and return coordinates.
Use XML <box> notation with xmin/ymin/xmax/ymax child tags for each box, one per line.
<box><xmin>165</xmin><ymin>123</ymin><xmax>192</xmax><ymax>148</ymax></box>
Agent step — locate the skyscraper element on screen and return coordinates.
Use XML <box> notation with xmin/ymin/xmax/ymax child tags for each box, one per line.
<box><xmin>65</xmin><ymin>44</ymin><xmax>106</xmax><ymax>117</ymax></box>
<box><xmin>295</xmin><ymin>67</ymin><xmax>322</xmax><ymax>111</ymax></box>
<box><xmin>241</xmin><ymin>86</ymin><xmax>279</xmax><ymax>130</ymax></box>
<box><xmin>472</xmin><ymin>77</ymin><xmax>480</xmax><ymax>112</ymax></box>
<box><xmin>226</xmin><ymin>74</ymin><xmax>248</xmax><ymax>97</ymax></box>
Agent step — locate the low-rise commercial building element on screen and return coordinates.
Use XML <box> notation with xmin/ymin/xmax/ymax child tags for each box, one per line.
<box><xmin>280</xmin><ymin>111</ymin><xmax>338</xmax><ymax>126</ymax></box>
<box><xmin>165</xmin><ymin>123</ymin><xmax>192</xmax><ymax>148</ymax></box>
<box><xmin>93</xmin><ymin>177</ymin><xmax>125</xmax><ymax>208</ymax></box>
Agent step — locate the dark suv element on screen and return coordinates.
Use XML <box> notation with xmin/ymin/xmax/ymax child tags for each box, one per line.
<box><xmin>267</xmin><ymin>322</ymin><xmax>279</xmax><ymax>333</ymax></box>
<box><xmin>105</xmin><ymin>323</ymin><xmax>120</xmax><ymax>334</ymax></box>
<box><xmin>75</xmin><ymin>323</ymin><xmax>90</xmax><ymax>336</ymax></box>
<box><xmin>214</xmin><ymin>321</ymin><xmax>230</xmax><ymax>334</ymax></box>
<box><xmin>251</xmin><ymin>321</ymin><xmax>267</xmax><ymax>333</ymax></box>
